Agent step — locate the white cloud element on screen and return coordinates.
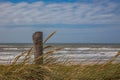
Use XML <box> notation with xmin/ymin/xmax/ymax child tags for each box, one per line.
<box><xmin>0</xmin><ymin>1</ymin><xmax>120</xmax><ymax>25</ymax></box>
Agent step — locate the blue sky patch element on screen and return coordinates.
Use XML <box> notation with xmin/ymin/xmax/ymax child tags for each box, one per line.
<box><xmin>0</xmin><ymin>0</ymin><xmax>120</xmax><ymax>43</ymax></box>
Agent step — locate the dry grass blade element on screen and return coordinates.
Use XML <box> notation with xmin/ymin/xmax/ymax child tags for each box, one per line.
<box><xmin>44</xmin><ymin>47</ymin><xmax>63</xmax><ymax>58</ymax></box>
<box><xmin>105</xmin><ymin>51</ymin><xmax>120</xmax><ymax>64</ymax></box>
<box><xmin>12</xmin><ymin>47</ymin><xmax>33</xmax><ymax>65</ymax></box>
<box><xmin>43</xmin><ymin>31</ymin><xmax>56</xmax><ymax>44</ymax></box>
<box><xmin>12</xmin><ymin>51</ymin><xmax>26</xmax><ymax>65</ymax></box>
<box><xmin>97</xmin><ymin>51</ymin><xmax>120</xmax><ymax>71</ymax></box>
<box><xmin>44</xmin><ymin>56</ymin><xmax>58</xmax><ymax>65</ymax></box>
<box><xmin>43</xmin><ymin>45</ymin><xmax>55</xmax><ymax>50</ymax></box>
<box><xmin>21</xmin><ymin>47</ymin><xmax>33</xmax><ymax>64</ymax></box>
<box><xmin>33</xmin><ymin>55</ymin><xmax>43</xmax><ymax>64</ymax></box>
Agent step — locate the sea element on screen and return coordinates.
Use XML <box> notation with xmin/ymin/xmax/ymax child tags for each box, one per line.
<box><xmin>0</xmin><ymin>43</ymin><xmax>120</xmax><ymax>64</ymax></box>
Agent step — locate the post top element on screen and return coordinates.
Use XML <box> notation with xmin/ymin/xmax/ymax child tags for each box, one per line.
<box><xmin>34</xmin><ymin>31</ymin><xmax>43</xmax><ymax>34</ymax></box>
<box><xmin>32</xmin><ymin>31</ymin><xmax>43</xmax><ymax>41</ymax></box>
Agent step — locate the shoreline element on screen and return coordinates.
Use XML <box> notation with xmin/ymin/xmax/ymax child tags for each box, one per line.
<box><xmin>0</xmin><ymin>43</ymin><xmax>120</xmax><ymax>48</ymax></box>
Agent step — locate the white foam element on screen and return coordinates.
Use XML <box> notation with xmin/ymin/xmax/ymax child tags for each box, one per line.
<box><xmin>24</xmin><ymin>48</ymin><xmax>31</xmax><ymax>50</ymax></box>
<box><xmin>0</xmin><ymin>47</ymin><xmax>120</xmax><ymax>64</ymax></box>
<box><xmin>0</xmin><ymin>52</ymin><xmax>18</xmax><ymax>55</ymax></box>
<box><xmin>0</xmin><ymin>55</ymin><xmax>16</xmax><ymax>59</ymax></box>
<box><xmin>54</xmin><ymin>51</ymin><xmax>68</xmax><ymax>54</ymax></box>
<box><xmin>97</xmin><ymin>48</ymin><xmax>120</xmax><ymax>50</ymax></box>
<box><xmin>64</xmin><ymin>47</ymin><xmax>120</xmax><ymax>51</ymax></box>
<box><xmin>2</xmin><ymin>48</ymin><xmax>30</xmax><ymax>51</ymax></box>
<box><xmin>3</xmin><ymin>48</ymin><xmax>19</xmax><ymax>50</ymax></box>
<box><xmin>64</xmin><ymin>48</ymin><xmax>90</xmax><ymax>51</ymax></box>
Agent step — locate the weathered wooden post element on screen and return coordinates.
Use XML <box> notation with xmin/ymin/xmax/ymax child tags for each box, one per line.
<box><xmin>32</xmin><ymin>31</ymin><xmax>43</xmax><ymax>64</ymax></box>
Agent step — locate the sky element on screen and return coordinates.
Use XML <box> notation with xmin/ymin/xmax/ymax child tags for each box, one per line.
<box><xmin>0</xmin><ymin>0</ymin><xmax>120</xmax><ymax>43</ymax></box>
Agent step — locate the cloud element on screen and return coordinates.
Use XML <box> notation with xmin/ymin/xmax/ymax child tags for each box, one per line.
<box><xmin>0</xmin><ymin>1</ymin><xmax>120</xmax><ymax>25</ymax></box>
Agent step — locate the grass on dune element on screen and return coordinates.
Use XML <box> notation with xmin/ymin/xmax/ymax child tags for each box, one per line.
<box><xmin>0</xmin><ymin>32</ymin><xmax>120</xmax><ymax>80</ymax></box>
<box><xmin>0</xmin><ymin>62</ymin><xmax>120</xmax><ymax>80</ymax></box>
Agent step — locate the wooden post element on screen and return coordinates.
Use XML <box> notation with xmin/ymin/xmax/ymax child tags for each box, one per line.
<box><xmin>32</xmin><ymin>32</ymin><xmax>43</xmax><ymax>64</ymax></box>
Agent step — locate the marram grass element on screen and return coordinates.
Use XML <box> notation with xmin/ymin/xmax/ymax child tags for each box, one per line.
<box><xmin>0</xmin><ymin>32</ymin><xmax>120</xmax><ymax>80</ymax></box>
<box><xmin>0</xmin><ymin>63</ymin><xmax>120</xmax><ymax>80</ymax></box>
